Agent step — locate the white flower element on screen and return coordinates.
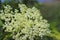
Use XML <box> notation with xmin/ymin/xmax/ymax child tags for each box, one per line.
<box><xmin>0</xmin><ymin>4</ymin><xmax>51</xmax><ymax>40</ymax></box>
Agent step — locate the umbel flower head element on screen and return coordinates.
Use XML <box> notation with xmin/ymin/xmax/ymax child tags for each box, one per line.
<box><xmin>0</xmin><ymin>4</ymin><xmax>51</xmax><ymax>40</ymax></box>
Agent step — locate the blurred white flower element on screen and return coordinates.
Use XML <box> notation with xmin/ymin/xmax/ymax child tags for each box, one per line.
<box><xmin>0</xmin><ymin>4</ymin><xmax>51</xmax><ymax>40</ymax></box>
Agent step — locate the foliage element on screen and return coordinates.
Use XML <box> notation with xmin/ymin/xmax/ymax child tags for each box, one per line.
<box><xmin>0</xmin><ymin>4</ymin><xmax>51</xmax><ymax>40</ymax></box>
<box><xmin>40</xmin><ymin>5</ymin><xmax>60</xmax><ymax>40</ymax></box>
<box><xmin>49</xmin><ymin>21</ymin><xmax>60</xmax><ymax>40</ymax></box>
<box><xmin>0</xmin><ymin>0</ymin><xmax>60</xmax><ymax>40</ymax></box>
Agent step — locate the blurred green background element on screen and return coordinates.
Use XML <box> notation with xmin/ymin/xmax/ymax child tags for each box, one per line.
<box><xmin>0</xmin><ymin>0</ymin><xmax>60</xmax><ymax>40</ymax></box>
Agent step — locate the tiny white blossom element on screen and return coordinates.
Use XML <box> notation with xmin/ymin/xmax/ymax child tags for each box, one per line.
<box><xmin>0</xmin><ymin>4</ymin><xmax>51</xmax><ymax>40</ymax></box>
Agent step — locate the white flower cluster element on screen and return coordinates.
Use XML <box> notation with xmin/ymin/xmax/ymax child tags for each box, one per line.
<box><xmin>0</xmin><ymin>4</ymin><xmax>51</xmax><ymax>40</ymax></box>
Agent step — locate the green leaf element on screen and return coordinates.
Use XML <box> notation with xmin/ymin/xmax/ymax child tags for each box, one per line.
<box><xmin>0</xmin><ymin>20</ymin><xmax>3</xmax><ymax>27</ymax></box>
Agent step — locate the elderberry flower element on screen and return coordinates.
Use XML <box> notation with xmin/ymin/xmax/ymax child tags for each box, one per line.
<box><xmin>0</xmin><ymin>4</ymin><xmax>51</xmax><ymax>40</ymax></box>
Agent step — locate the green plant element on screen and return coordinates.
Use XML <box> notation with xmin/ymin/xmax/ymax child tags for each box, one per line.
<box><xmin>49</xmin><ymin>22</ymin><xmax>60</xmax><ymax>40</ymax></box>
<box><xmin>0</xmin><ymin>4</ymin><xmax>51</xmax><ymax>40</ymax></box>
